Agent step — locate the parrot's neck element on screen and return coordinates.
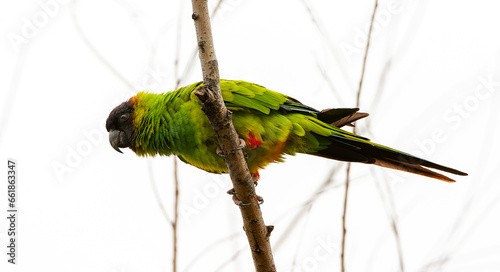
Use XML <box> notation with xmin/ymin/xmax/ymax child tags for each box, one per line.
<box><xmin>130</xmin><ymin>91</ymin><xmax>177</xmax><ymax>157</ymax></box>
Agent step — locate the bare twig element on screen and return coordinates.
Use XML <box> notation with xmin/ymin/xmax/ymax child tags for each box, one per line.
<box><xmin>341</xmin><ymin>1</ymin><xmax>378</xmax><ymax>271</ymax></box>
<box><xmin>340</xmin><ymin>163</ymin><xmax>352</xmax><ymax>272</ymax></box>
<box><xmin>148</xmin><ymin>2</ymin><xmax>227</xmax><ymax>270</ymax></box>
<box><xmin>173</xmin><ymin>158</ymin><xmax>179</xmax><ymax>272</ymax></box>
<box><xmin>190</xmin><ymin>1</ymin><xmax>276</xmax><ymax>271</ymax></box>
<box><xmin>171</xmin><ymin>3</ymin><xmax>185</xmax><ymax>269</ymax></box>
<box><xmin>356</xmin><ymin>0</ymin><xmax>378</xmax><ymax>106</ymax></box>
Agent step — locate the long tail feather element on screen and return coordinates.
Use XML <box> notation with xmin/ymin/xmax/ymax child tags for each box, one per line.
<box><xmin>311</xmin><ymin>134</ymin><xmax>467</xmax><ymax>182</ymax></box>
<box><xmin>373</xmin><ymin>158</ymin><xmax>456</xmax><ymax>182</ymax></box>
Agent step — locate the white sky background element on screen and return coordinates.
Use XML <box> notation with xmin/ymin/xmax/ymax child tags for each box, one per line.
<box><xmin>1</xmin><ymin>0</ymin><xmax>500</xmax><ymax>271</ymax></box>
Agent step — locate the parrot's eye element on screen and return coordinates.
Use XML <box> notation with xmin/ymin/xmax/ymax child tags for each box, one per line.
<box><xmin>119</xmin><ymin>114</ymin><xmax>129</xmax><ymax>122</ymax></box>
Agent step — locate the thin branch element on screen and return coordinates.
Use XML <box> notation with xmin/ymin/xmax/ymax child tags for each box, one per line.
<box><xmin>341</xmin><ymin>1</ymin><xmax>378</xmax><ymax>271</ymax></box>
<box><xmin>356</xmin><ymin>0</ymin><xmax>378</xmax><ymax>107</ymax></box>
<box><xmin>190</xmin><ymin>1</ymin><xmax>276</xmax><ymax>271</ymax></box>
<box><xmin>171</xmin><ymin>3</ymin><xmax>185</xmax><ymax>270</ymax></box>
<box><xmin>173</xmin><ymin>158</ymin><xmax>179</xmax><ymax>272</ymax></box>
<box><xmin>340</xmin><ymin>163</ymin><xmax>352</xmax><ymax>272</ymax></box>
<box><xmin>149</xmin><ymin>2</ymin><xmax>226</xmax><ymax>270</ymax></box>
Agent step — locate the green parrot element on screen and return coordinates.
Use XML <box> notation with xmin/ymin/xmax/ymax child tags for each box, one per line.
<box><xmin>106</xmin><ymin>80</ymin><xmax>467</xmax><ymax>182</ymax></box>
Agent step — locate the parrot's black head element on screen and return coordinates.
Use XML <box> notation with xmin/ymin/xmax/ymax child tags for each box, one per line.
<box><xmin>106</xmin><ymin>100</ymin><xmax>135</xmax><ymax>154</ymax></box>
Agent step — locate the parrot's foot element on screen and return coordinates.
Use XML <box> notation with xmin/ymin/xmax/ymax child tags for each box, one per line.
<box><xmin>227</xmin><ymin>188</ymin><xmax>264</xmax><ymax>206</ymax></box>
<box><xmin>216</xmin><ymin>138</ymin><xmax>246</xmax><ymax>157</ymax></box>
<box><xmin>231</xmin><ymin>138</ymin><xmax>246</xmax><ymax>154</ymax></box>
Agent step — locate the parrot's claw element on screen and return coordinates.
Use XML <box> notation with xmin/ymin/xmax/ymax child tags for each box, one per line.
<box><xmin>227</xmin><ymin>189</ymin><xmax>251</xmax><ymax>206</ymax></box>
<box><xmin>226</xmin><ymin>188</ymin><xmax>264</xmax><ymax>206</ymax></box>
<box><xmin>236</xmin><ymin>196</ymin><xmax>251</xmax><ymax>206</ymax></box>
<box><xmin>216</xmin><ymin>146</ymin><xmax>226</xmax><ymax>157</ymax></box>
<box><xmin>216</xmin><ymin>139</ymin><xmax>246</xmax><ymax>157</ymax></box>
<box><xmin>230</xmin><ymin>138</ymin><xmax>246</xmax><ymax>154</ymax></box>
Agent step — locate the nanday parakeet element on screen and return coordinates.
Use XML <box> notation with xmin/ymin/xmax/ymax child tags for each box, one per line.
<box><xmin>106</xmin><ymin>80</ymin><xmax>467</xmax><ymax>182</ymax></box>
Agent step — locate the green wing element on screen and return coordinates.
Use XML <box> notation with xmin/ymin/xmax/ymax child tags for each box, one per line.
<box><xmin>218</xmin><ymin>80</ymin><xmax>368</xmax><ymax>140</ymax></box>
<box><xmin>221</xmin><ymin>80</ymin><xmax>294</xmax><ymax>114</ymax></box>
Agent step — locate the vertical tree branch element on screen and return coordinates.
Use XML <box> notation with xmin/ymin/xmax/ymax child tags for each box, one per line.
<box><xmin>190</xmin><ymin>1</ymin><xmax>276</xmax><ymax>271</ymax></box>
<box><xmin>341</xmin><ymin>1</ymin><xmax>378</xmax><ymax>271</ymax></box>
<box><xmin>173</xmin><ymin>158</ymin><xmax>179</xmax><ymax>272</ymax></box>
<box><xmin>341</xmin><ymin>163</ymin><xmax>352</xmax><ymax>272</ymax></box>
<box><xmin>172</xmin><ymin>3</ymin><xmax>184</xmax><ymax>269</ymax></box>
<box><xmin>356</xmin><ymin>0</ymin><xmax>378</xmax><ymax>107</ymax></box>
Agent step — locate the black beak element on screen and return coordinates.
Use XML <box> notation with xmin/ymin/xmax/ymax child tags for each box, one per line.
<box><xmin>109</xmin><ymin>129</ymin><xmax>126</xmax><ymax>154</ymax></box>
